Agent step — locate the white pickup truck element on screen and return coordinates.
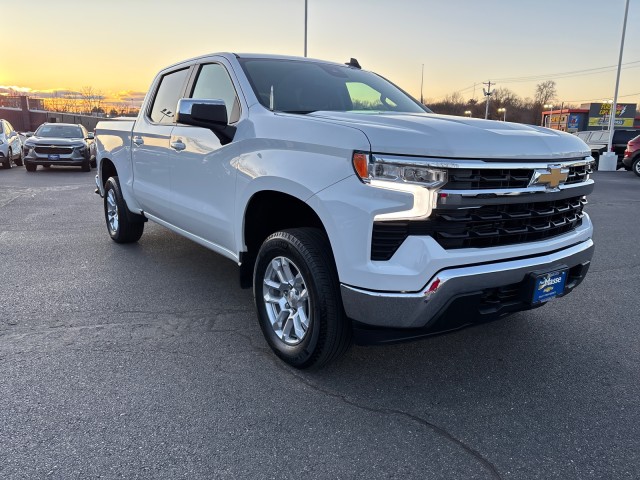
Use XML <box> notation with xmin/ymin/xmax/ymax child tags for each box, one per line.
<box><xmin>95</xmin><ymin>53</ymin><xmax>595</xmax><ymax>368</ymax></box>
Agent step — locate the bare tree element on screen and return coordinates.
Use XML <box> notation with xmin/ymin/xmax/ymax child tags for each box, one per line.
<box><xmin>534</xmin><ymin>80</ymin><xmax>557</xmax><ymax>106</ymax></box>
<box><xmin>80</xmin><ymin>86</ymin><xmax>105</xmax><ymax>115</ymax></box>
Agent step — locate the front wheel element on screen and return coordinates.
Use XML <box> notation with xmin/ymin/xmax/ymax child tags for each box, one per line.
<box><xmin>2</xmin><ymin>149</ymin><xmax>12</xmax><ymax>169</ymax></box>
<box><xmin>14</xmin><ymin>148</ymin><xmax>23</xmax><ymax>166</ymax></box>
<box><xmin>104</xmin><ymin>176</ymin><xmax>144</xmax><ymax>243</ymax></box>
<box><xmin>253</xmin><ymin>228</ymin><xmax>351</xmax><ymax>369</ymax></box>
<box><xmin>25</xmin><ymin>161</ymin><xmax>36</xmax><ymax>172</ymax></box>
<box><xmin>633</xmin><ymin>158</ymin><xmax>640</xmax><ymax>177</ymax></box>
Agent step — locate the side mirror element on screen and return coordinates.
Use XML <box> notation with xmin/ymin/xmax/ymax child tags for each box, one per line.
<box><xmin>25</xmin><ymin>132</ymin><xmax>34</xmax><ymax>138</ymax></box>
<box><xmin>176</xmin><ymin>98</ymin><xmax>228</xmax><ymax>128</ymax></box>
<box><xmin>86</xmin><ymin>132</ymin><xmax>95</xmax><ymax>140</ymax></box>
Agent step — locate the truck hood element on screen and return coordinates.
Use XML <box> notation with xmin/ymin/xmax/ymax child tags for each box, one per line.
<box><xmin>306</xmin><ymin>111</ymin><xmax>590</xmax><ymax>160</ymax></box>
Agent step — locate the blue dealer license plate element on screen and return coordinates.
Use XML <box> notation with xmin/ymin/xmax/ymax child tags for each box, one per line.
<box><xmin>48</xmin><ymin>154</ymin><xmax>60</xmax><ymax>161</ymax></box>
<box><xmin>532</xmin><ymin>270</ymin><xmax>567</xmax><ymax>304</ymax></box>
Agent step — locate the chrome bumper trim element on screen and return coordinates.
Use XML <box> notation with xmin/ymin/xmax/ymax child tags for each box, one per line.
<box><xmin>341</xmin><ymin>239</ymin><xmax>594</xmax><ymax>329</ymax></box>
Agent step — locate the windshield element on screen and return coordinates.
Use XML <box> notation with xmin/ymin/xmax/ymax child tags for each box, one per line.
<box><xmin>36</xmin><ymin>124</ymin><xmax>84</xmax><ymax>138</ymax></box>
<box><xmin>238</xmin><ymin>58</ymin><xmax>430</xmax><ymax>114</ymax></box>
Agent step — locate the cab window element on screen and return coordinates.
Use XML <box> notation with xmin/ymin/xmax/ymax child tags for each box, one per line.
<box><xmin>149</xmin><ymin>68</ymin><xmax>190</xmax><ymax>124</ymax></box>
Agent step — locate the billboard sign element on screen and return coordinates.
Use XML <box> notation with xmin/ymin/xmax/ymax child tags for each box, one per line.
<box><xmin>588</xmin><ymin>103</ymin><xmax>636</xmax><ymax>128</ymax></box>
<box><xmin>567</xmin><ymin>113</ymin><xmax>580</xmax><ymax>130</ymax></box>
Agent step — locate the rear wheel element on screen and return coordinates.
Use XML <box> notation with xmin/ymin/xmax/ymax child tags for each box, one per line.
<box><xmin>25</xmin><ymin>161</ymin><xmax>36</xmax><ymax>172</ymax></box>
<box><xmin>104</xmin><ymin>176</ymin><xmax>144</xmax><ymax>243</ymax></box>
<box><xmin>253</xmin><ymin>228</ymin><xmax>351</xmax><ymax>369</ymax></box>
<box><xmin>633</xmin><ymin>158</ymin><xmax>640</xmax><ymax>177</ymax></box>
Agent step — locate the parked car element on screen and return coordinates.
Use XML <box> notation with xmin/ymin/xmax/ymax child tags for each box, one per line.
<box><xmin>574</xmin><ymin>129</ymin><xmax>639</xmax><ymax>169</ymax></box>
<box><xmin>95</xmin><ymin>53</ymin><xmax>594</xmax><ymax>368</ymax></box>
<box><xmin>622</xmin><ymin>134</ymin><xmax>640</xmax><ymax>177</ymax></box>
<box><xmin>0</xmin><ymin>119</ymin><xmax>24</xmax><ymax>168</ymax></box>
<box><xmin>23</xmin><ymin>123</ymin><xmax>96</xmax><ymax>172</ymax></box>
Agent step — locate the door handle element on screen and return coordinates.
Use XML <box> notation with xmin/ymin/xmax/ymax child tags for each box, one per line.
<box><xmin>170</xmin><ymin>140</ymin><xmax>186</xmax><ymax>151</ymax></box>
<box><xmin>132</xmin><ymin>136</ymin><xmax>144</xmax><ymax>146</ymax></box>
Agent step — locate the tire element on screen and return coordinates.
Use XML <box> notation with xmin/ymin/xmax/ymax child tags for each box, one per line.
<box><xmin>14</xmin><ymin>148</ymin><xmax>23</xmax><ymax>166</ymax></box>
<box><xmin>104</xmin><ymin>176</ymin><xmax>145</xmax><ymax>243</ymax></box>
<box><xmin>2</xmin><ymin>149</ymin><xmax>12</xmax><ymax>169</ymax></box>
<box><xmin>253</xmin><ymin>228</ymin><xmax>351</xmax><ymax>369</ymax></box>
<box><xmin>25</xmin><ymin>161</ymin><xmax>36</xmax><ymax>172</ymax></box>
<box><xmin>90</xmin><ymin>157</ymin><xmax>97</xmax><ymax>169</ymax></box>
<box><xmin>81</xmin><ymin>159</ymin><xmax>91</xmax><ymax>172</ymax></box>
<box><xmin>633</xmin><ymin>158</ymin><xmax>640</xmax><ymax>178</ymax></box>
<box><xmin>43</xmin><ymin>164</ymin><xmax>51</xmax><ymax>168</ymax></box>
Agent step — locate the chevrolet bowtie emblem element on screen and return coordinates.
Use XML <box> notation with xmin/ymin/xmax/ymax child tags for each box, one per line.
<box><xmin>529</xmin><ymin>166</ymin><xmax>569</xmax><ymax>190</ymax></box>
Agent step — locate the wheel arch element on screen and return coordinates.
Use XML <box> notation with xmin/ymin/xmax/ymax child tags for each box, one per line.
<box><xmin>99</xmin><ymin>157</ymin><xmax>118</xmax><ymax>189</ymax></box>
<box><xmin>239</xmin><ymin>190</ymin><xmax>331</xmax><ymax>288</ymax></box>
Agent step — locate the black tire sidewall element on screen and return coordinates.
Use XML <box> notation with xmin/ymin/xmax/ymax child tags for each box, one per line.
<box><xmin>254</xmin><ymin>235</ymin><xmax>326</xmax><ymax>367</ymax></box>
<box><xmin>104</xmin><ymin>177</ymin><xmax>124</xmax><ymax>241</ymax></box>
<box><xmin>633</xmin><ymin>158</ymin><xmax>640</xmax><ymax>177</ymax></box>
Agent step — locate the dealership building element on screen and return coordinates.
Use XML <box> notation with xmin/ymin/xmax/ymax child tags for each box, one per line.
<box><xmin>542</xmin><ymin>102</ymin><xmax>640</xmax><ymax>133</ymax></box>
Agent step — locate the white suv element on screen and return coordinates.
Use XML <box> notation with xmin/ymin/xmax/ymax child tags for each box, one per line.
<box><xmin>0</xmin><ymin>119</ymin><xmax>23</xmax><ymax>168</ymax></box>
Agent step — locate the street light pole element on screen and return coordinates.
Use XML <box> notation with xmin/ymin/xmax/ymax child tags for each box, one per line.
<box><xmin>304</xmin><ymin>0</ymin><xmax>308</xmax><ymax>57</ymax></box>
<box><xmin>544</xmin><ymin>104</ymin><xmax>554</xmax><ymax>128</ymax></box>
<box><xmin>420</xmin><ymin>64</ymin><xmax>424</xmax><ymax>105</ymax></box>
<box><xmin>607</xmin><ymin>0</ymin><xmax>630</xmax><ymax>154</ymax></box>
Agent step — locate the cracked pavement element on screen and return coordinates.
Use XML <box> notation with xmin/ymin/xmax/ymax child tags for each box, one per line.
<box><xmin>0</xmin><ymin>167</ymin><xmax>638</xmax><ymax>479</ymax></box>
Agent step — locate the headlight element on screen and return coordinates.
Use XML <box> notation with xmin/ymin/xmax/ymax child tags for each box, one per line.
<box><xmin>75</xmin><ymin>145</ymin><xmax>88</xmax><ymax>152</ymax></box>
<box><xmin>352</xmin><ymin>152</ymin><xmax>448</xmax><ymax>221</ymax></box>
<box><xmin>353</xmin><ymin>152</ymin><xmax>447</xmax><ymax>188</ymax></box>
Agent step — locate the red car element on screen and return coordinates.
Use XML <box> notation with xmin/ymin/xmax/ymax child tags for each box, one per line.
<box><xmin>622</xmin><ymin>135</ymin><xmax>640</xmax><ymax>177</ymax></box>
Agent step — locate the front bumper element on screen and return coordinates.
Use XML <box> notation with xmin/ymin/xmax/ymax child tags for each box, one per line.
<box><xmin>341</xmin><ymin>239</ymin><xmax>594</xmax><ymax>342</ymax></box>
<box><xmin>24</xmin><ymin>152</ymin><xmax>89</xmax><ymax>166</ymax></box>
<box><xmin>622</xmin><ymin>155</ymin><xmax>636</xmax><ymax>168</ymax></box>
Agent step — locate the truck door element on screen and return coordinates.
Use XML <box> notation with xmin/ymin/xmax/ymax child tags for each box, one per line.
<box><xmin>165</xmin><ymin>62</ymin><xmax>242</xmax><ymax>252</ymax></box>
<box><xmin>131</xmin><ymin>67</ymin><xmax>190</xmax><ymax>218</ymax></box>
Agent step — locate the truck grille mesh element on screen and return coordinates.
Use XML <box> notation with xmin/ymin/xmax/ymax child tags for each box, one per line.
<box><xmin>371</xmin><ymin>196</ymin><xmax>586</xmax><ymax>260</ymax></box>
<box><xmin>34</xmin><ymin>146</ymin><xmax>73</xmax><ymax>155</ymax></box>
<box><xmin>444</xmin><ymin>163</ymin><xmax>592</xmax><ymax>190</ymax></box>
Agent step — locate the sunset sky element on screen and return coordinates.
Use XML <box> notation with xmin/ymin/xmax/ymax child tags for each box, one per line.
<box><xmin>2</xmin><ymin>0</ymin><xmax>639</xmax><ymax>108</ymax></box>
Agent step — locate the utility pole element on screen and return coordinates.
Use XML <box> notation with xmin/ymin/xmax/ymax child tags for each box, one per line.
<box><xmin>420</xmin><ymin>64</ymin><xmax>424</xmax><ymax>104</ymax></box>
<box><xmin>483</xmin><ymin>80</ymin><xmax>494</xmax><ymax>120</ymax></box>
<box><xmin>607</xmin><ymin>0</ymin><xmax>630</xmax><ymax>153</ymax></box>
<box><xmin>304</xmin><ymin>0</ymin><xmax>308</xmax><ymax>57</ymax></box>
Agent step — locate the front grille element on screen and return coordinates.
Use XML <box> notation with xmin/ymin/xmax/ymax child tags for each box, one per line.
<box><xmin>445</xmin><ymin>168</ymin><xmax>532</xmax><ymax>189</ymax></box>
<box><xmin>371</xmin><ymin>196</ymin><xmax>586</xmax><ymax>260</ymax></box>
<box><xmin>34</xmin><ymin>146</ymin><xmax>73</xmax><ymax>155</ymax></box>
<box><xmin>444</xmin><ymin>163</ymin><xmax>592</xmax><ymax>190</ymax></box>
<box><xmin>564</xmin><ymin>163</ymin><xmax>592</xmax><ymax>184</ymax></box>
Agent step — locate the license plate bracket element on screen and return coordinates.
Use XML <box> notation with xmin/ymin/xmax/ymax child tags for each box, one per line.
<box><xmin>528</xmin><ymin>268</ymin><xmax>568</xmax><ymax>305</ymax></box>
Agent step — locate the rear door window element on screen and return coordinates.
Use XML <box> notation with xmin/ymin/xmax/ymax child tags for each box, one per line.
<box><xmin>149</xmin><ymin>68</ymin><xmax>190</xmax><ymax>124</ymax></box>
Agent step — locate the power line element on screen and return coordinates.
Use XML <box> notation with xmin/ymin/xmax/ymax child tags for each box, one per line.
<box><xmin>492</xmin><ymin>60</ymin><xmax>640</xmax><ymax>83</ymax></box>
<box><xmin>564</xmin><ymin>90</ymin><xmax>640</xmax><ymax>104</ymax></box>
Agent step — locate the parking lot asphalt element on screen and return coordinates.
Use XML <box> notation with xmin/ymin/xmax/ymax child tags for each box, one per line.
<box><xmin>0</xmin><ymin>167</ymin><xmax>638</xmax><ymax>479</ymax></box>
